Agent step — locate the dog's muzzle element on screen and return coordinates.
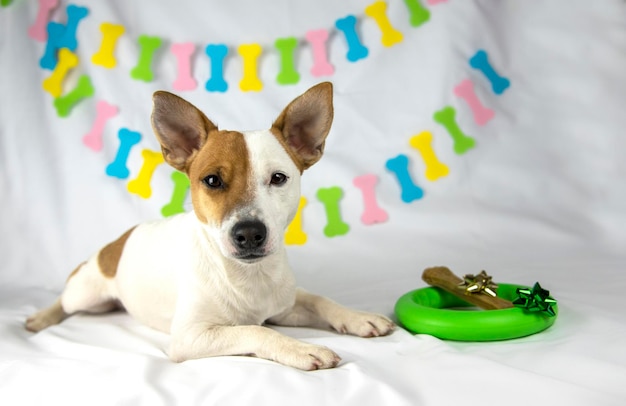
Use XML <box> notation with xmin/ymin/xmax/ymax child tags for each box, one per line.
<box><xmin>231</xmin><ymin>220</ymin><xmax>268</xmax><ymax>262</ymax></box>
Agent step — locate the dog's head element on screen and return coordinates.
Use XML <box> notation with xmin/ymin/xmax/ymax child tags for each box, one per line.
<box><xmin>150</xmin><ymin>83</ymin><xmax>333</xmax><ymax>263</ymax></box>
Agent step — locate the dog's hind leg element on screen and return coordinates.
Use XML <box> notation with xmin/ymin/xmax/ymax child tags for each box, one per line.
<box><xmin>26</xmin><ymin>260</ymin><xmax>119</xmax><ymax>332</ymax></box>
<box><xmin>25</xmin><ymin>297</ymin><xmax>69</xmax><ymax>332</ymax></box>
<box><xmin>25</xmin><ymin>260</ymin><xmax>91</xmax><ymax>332</ymax></box>
<box><xmin>26</xmin><ymin>227</ymin><xmax>134</xmax><ymax>332</ymax></box>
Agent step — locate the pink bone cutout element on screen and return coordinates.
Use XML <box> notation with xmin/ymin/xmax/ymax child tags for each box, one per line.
<box><xmin>28</xmin><ymin>0</ymin><xmax>60</xmax><ymax>42</ymax></box>
<box><xmin>427</xmin><ymin>0</ymin><xmax>448</xmax><ymax>4</ymax></box>
<box><xmin>353</xmin><ymin>174</ymin><xmax>388</xmax><ymax>225</ymax></box>
<box><xmin>171</xmin><ymin>42</ymin><xmax>197</xmax><ymax>91</ymax></box>
<box><xmin>305</xmin><ymin>29</ymin><xmax>334</xmax><ymax>77</ymax></box>
<box><xmin>83</xmin><ymin>100</ymin><xmax>118</xmax><ymax>151</ymax></box>
<box><xmin>453</xmin><ymin>79</ymin><xmax>494</xmax><ymax>126</ymax></box>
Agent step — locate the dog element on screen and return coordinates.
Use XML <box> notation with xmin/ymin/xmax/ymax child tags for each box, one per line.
<box><xmin>25</xmin><ymin>82</ymin><xmax>394</xmax><ymax>370</ymax></box>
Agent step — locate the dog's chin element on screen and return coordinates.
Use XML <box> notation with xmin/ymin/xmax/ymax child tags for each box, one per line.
<box><xmin>233</xmin><ymin>252</ymin><xmax>267</xmax><ymax>264</ymax></box>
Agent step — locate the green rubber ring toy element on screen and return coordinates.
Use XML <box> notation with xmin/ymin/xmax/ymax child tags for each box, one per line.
<box><xmin>395</xmin><ymin>284</ymin><xmax>558</xmax><ymax>341</ymax></box>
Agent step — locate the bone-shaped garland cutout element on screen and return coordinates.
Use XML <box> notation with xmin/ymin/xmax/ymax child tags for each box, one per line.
<box><xmin>454</xmin><ymin>79</ymin><xmax>494</xmax><ymax>126</ymax></box>
<box><xmin>28</xmin><ymin>0</ymin><xmax>59</xmax><ymax>42</ymax></box>
<box><xmin>469</xmin><ymin>49</ymin><xmax>510</xmax><ymax>95</ymax></box>
<box><xmin>205</xmin><ymin>44</ymin><xmax>229</xmax><ymax>92</ymax></box>
<box><xmin>274</xmin><ymin>37</ymin><xmax>300</xmax><ymax>85</ymax></box>
<box><xmin>83</xmin><ymin>100</ymin><xmax>118</xmax><ymax>151</ymax></box>
<box><xmin>127</xmin><ymin>149</ymin><xmax>165</xmax><ymax>199</ymax></box>
<box><xmin>106</xmin><ymin>128</ymin><xmax>141</xmax><ymax>179</ymax></box>
<box><xmin>238</xmin><ymin>44</ymin><xmax>263</xmax><ymax>92</ymax></box>
<box><xmin>92</xmin><ymin>23</ymin><xmax>125</xmax><ymax>69</ymax></box>
<box><xmin>402</xmin><ymin>0</ymin><xmax>431</xmax><ymax>27</ymax></box>
<box><xmin>305</xmin><ymin>29</ymin><xmax>334</xmax><ymax>77</ymax></box>
<box><xmin>316</xmin><ymin>187</ymin><xmax>350</xmax><ymax>238</ymax></box>
<box><xmin>353</xmin><ymin>174</ymin><xmax>388</xmax><ymax>225</ymax></box>
<box><xmin>161</xmin><ymin>171</ymin><xmax>191</xmax><ymax>217</ymax></box>
<box><xmin>433</xmin><ymin>106</ymin><xmax>475</xmax><ymax>155</ymax></box>
<box><xmin>131</xmin><ymin>35</ymin><xmax>163</xmax><ymax>82</ymax></box>
<box><xmin>57</xmin><ymin>4</ymin><xmax>89</xmax><ymax>51</ymax></box>
<box><xmin>39</xmin><ymin>22</ymin><xmax>65</xmax><ymax>70</ymax></box>
<box><xmin>171</xmin><ymin>42</ymin><xmax>197</xmax><ymax>91</ymax></box>
<box><xmin>335</xmin><ymin>15</ymin><xmax>369</xmax><ymax>62</ymax></box>
<box><xmin>408</xmin><ymin>131</ymin><xmax>449</xmax><ymax>181</ymax></box>
<box><xmin>365</xmin><ymin>1</ymin><xmax>404</xmax><ymax>47</ymax></box>
<box><xmin>386</xmin><ymin>154</ymin><xmax>424</xmax><ymax>203</ymax></box>
<box><xmin>53</xmin><ymin>74</ymin><xmax>94</xmax><ymax>118</ymax></box>
<box><xmin>285</xmin><ymin>196</ymin><xmax>308</xmax><ymax>245</ymax></box>
<box><xmin>42</xmin><ymin>48</ymin><xmax>78</xmax><ymax>98</ymax></box>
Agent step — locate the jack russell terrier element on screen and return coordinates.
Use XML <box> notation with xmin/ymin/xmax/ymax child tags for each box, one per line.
<box><xmin>26</xmin><ymin>82</ymin><xmax>394</xmax><ymax>370</ymax></box>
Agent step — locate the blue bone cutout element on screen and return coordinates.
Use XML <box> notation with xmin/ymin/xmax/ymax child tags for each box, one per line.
<box><xmin>385</xmin><ymin>154</ymin><xmax>424</xmax><ymax>203</ymax></box>
<box><xmin>335</xmin><ymin>15</ymin><xmax>369</xmax><ymax>62</ymax></box>
<box><xmin>106</xmin><ymin>128</ymin><xmax>142</xmax><ymax>179</ymax></box>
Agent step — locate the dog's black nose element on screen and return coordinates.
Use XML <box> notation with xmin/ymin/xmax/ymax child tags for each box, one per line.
<box><xmin>231</xmin><ymin>220</ymin><xmax>267</xmax><ymax>250</ymax></box>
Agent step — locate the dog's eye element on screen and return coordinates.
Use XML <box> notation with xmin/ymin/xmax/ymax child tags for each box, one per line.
<box><xmin>202</xmin><ymin>174</ymin><xmax>224</xmax><ymax>189</ymax></box>
<box><xmin>270</xmin><ymin>172</ymin><xmax>288</xmax><ymax>186</ymax></box>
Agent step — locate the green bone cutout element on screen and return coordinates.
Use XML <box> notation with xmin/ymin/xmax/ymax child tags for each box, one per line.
<box><xmin>433</xmin><ymin>106</ymin><xmax>475</xmax><ymax>155</ymax></box>
<box><xmin>274</xmin><ymin>37</ymin><xmax>300</xmax><ymax>85</ymax></box>
<box><xmin>402</xmin><ymin>0</ymin><xmax>431</xmax><ymax>27</ymax></box>
<box><xmin>53</xmin><ymin>74</ymin><xmax>94</xmax><ymax>117</ymax></box>
<box><xmin>131</xmin><ymin>35</ymin><xmax>163</xmax><ymax>82</ymax></box>
<box><xmin>316</xmin><ymin>186</ymin><xmax>350</xmax><ymax>238</ymax></box>
<box><xmin>161</xmin><ymin>171</ymin><xmax>190</xmax><ymax>217</ymax></box>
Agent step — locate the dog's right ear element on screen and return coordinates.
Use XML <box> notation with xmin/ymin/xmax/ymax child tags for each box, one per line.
<box><xmin>151</xmin><ymin>91</ymin><xmax>218</xmax><ymax>172</ymax></box>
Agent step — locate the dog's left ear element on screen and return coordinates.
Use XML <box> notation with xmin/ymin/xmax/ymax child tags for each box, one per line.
<box><xmin>151</xmin><ymin>91</ymin><xmax>218</xmax><ymax>172</ymax></box>
<box><xmin>272</xmin><ymin>82</ymin><xmax>334</xmax><ymax>171</ymax></box>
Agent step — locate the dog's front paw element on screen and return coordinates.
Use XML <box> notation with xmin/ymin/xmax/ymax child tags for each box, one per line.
<box><xmin>333</xmin><ymin>311</ymin><xmax>395</xmax><ymax>338</ymax></box>
<box><xmin>275</xmin><ymin>342</ymin><xmax>341</xmax><ymax>371</ymax></box>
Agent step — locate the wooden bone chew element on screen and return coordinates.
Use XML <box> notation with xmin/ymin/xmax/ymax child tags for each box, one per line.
<box><xmin>422</xmin><ymin>266</ymin><xmax>513</xmax><ymax>310</ymax></box>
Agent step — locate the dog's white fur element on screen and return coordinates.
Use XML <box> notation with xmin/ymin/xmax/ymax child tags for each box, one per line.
<box><xmin>26</xmin><ymin>83</ymin><xmax>394</xmax><ymax>370</ymax></box>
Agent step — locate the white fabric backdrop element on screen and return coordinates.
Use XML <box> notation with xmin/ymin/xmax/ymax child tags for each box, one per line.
<box><xmin>1</xmin><ymin>0</ymin><xmax>625</xmax><ymax>405</ymax></box>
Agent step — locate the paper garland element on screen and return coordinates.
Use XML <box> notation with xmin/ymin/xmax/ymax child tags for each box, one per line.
<box><xmin>27</xmin><ymin>0</ymin><xmax>511</xmax><ymax>245</ymax></box>
<box><xmin>34</xmin><ymin>0</ymin><xmax>424</xmax><ymax>90</ymax></box>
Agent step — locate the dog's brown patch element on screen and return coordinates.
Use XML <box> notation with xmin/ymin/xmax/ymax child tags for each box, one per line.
<box><xmin>269</xmin><ymin>127</ymin><xmax>306</xmax><ymax>174</ymax></box>
<box><xmin>66</xmin><ymin>261</ymin><xmax>86</xmax><ymax>282</ymax></box>
<box><xmin>187</xmin><ymin>130</ymin><xmax>253</xmax><ymax>225</ymax></box>
<box><xmin>97</xmin><ymin>226</ymin><xmax>137</xmax><ymax>278</ymax></box>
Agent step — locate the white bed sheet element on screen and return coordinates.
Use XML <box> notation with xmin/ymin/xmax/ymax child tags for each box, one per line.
<box><xmin>1</xmin><ymin>0</ymin><xmax>626</xmax><ymax>405</ymax></box>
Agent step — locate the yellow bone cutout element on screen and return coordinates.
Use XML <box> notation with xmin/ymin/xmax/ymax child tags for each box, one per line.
<box><xmin>238</xmin><ymin>44</ymin><xmax>263</xmax><ymax>92</ymax></box>
<box><xmin>127</xmin><ymin>149</ymin><xmax>165</xmax><ymax>199</ymax></box>
<box><xmin>42</xmin><ymin>48</ymin><xmax>79</xmax><ymax>97</ymax></box>
<box><xmin>409</xmin><ymin>131</ymin><xmax>449</xmax><ymax>181</ymax></box>
<box><xmin>365</xmin><ymin>1</ymin><xmax>404</xmax><ymax>47</ymax></box>
<box><xmin>285</xmin><ymin>196</ymin><xmax>308</xmax><ymax>245</ymax></box>
<box><xmin>92</xmin><ymin>23</ymin><xmax>125</xmax><ymax>68</ymax></box>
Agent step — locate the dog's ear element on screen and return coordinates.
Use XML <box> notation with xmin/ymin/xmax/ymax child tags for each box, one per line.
<box><xmin>151</xmin><ymin>91</ymin><xmax>218</xmax><ymax>172</ymax></box>
<box><xmin>272</xmin><ymin>82</ymin><xmax>334</xmax><ymax>170</ymax></box>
